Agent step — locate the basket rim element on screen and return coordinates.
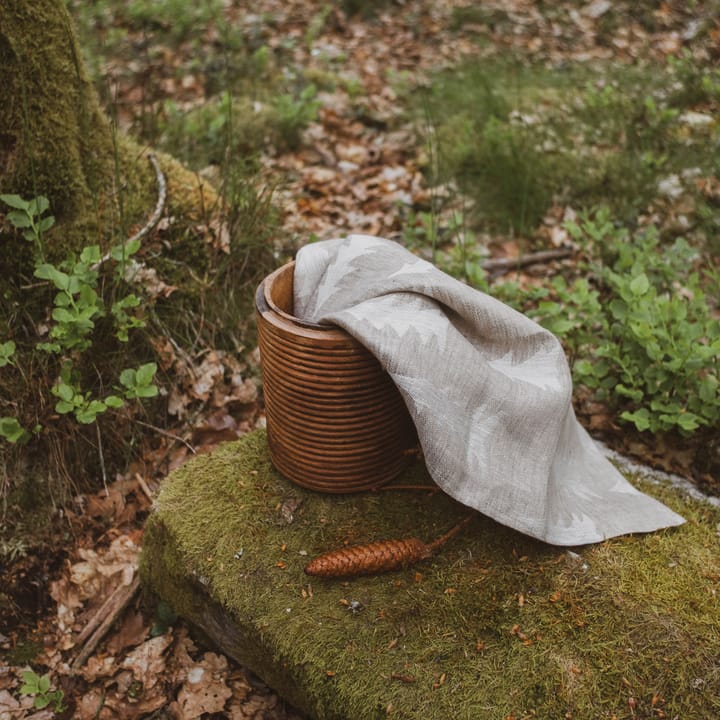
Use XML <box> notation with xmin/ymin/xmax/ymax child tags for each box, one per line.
<box><xmin>261</xmin><ymin>261</ymin><xmax>333</xmax><ymax>332</ymax></box>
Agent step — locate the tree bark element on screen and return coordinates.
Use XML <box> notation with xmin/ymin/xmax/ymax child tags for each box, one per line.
<box><xmin>0</xmin><ymin>0</ymin><xmax>117</xmax><ymax>253</ymax></box>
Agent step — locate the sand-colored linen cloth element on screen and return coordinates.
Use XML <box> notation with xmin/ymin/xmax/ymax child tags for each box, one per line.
<box><xmin>293</xmin><ymin>235</ymin><xmax>685</xmax><ymax>545</ymax></box>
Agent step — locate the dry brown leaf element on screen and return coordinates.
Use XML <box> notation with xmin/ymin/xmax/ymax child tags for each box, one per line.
<box><xmin>0</xmin><ymin>689</ymin><xmax>21</xmax><ymax>716</ymax></box>
<box><xmin>190</xmin><ymin>351</ymin><xmax>225</xmax><ymax>401</ymax></box>
<box><xmin>75</xmin><ymin>690</ymin><xmax>110</xmax><ymax>720</ymax></box>
<box><xmin>80</xmin><ymin>655</ymin><xmax>117</xmax><ymax>683</ymax></box>
<box><xmin>149</xmin><ymin>336</ymin><xmax>177</xmax><ymax>371</ymax></box>
<box><xmin>106</xmin><ymin>609</ymin><xmax>148</xmax><ymax>655</ymax></box>
<box><xmin>121</xmin><ymin>634</ymin><xmax>172</xmax><ymax>689</ymax></box>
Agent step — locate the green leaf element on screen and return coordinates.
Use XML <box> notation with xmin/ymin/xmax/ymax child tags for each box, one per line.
<box><xmin>545</xmin><ymin>318</ymin><xmax>574</xmax><ymax>335</ymax></box>
<box><xmin>0</xmin><ymin>417</ymin><xmax>29</xmax><ymax>443</ymax></box>
<box><xmin>621</xmin><ymin>408</ymin><xmax>652</xmax><ymax>432</ymax></box>
<box><xmin>6</xmin><ymin>210</ymin><xmax>32</xmax><ymax>228</ymax></box>
<box><xmin>0</xmin><ymin>340</ymin><xmax>16</xmax><ymax>367</ymax></box>
<box><xmin>0</xmin><ymin>194</ymin><xmax>30</xmax><ymax>210</ymax></box>
<box><xmin>34</xmin><ymin>695</ymin><xmax>51</xmax><ymax>710</ymax></box>
<box><xmin>573</xmin><ymin>359</ymin><xmax>594</xmax><ymax>378</ymax></box>
<box><xmin>37</xmin><ymin>675</ymin><xmax>50</xmax><ymax>694</ymax></box>
<box><xmin>80</xmin><ymin>245</ymin><xmax>101</xmax><ymax>264</ymax></box>
<box><xmin>52</xmin><ymin>307</ymin><xmax>75</xmax><ymax>324</ymax></box>
<box><xmin>105</xmin><ymin>395</ymin><xmax>124</xmax><ymax>408</ymax></box>
<box><xmin>119</xmin><ymin>368</ymin><xmax>136</xmax><ymax>388</ymax></box>
<box><xmin>111</xmin><ymin>238</ymin><xmax>142</xmax><ymax>261</ymax></box>
<box><xmin>629</xmin><ymin>273</ymin><xmax>650</xmax><ymax>296</ymax></box>
<box><xmin>20</xmin><ymin>669</ymin><xmax>40</xmax><ymax>690</ymax></box>
<box><xmin>38</xmin><ymin>215</ymin><xmax>55</xmax><ymax>233</ymax></box>
<box><xmin>56</xmin><ymin>382</ymin><xmax>75</xmax><ymax>402</ymax></box>
<box><xmin>27</xmin><ymin>196</ymin><xmax>49</xmax><ymax>216</ymax></box>
<box><xmin>136</xmin><ymin>362</ymin><xmax>157</xmax><ymax>386</ymax></box>
<box><xmin>616</xmin><ymin>384</ymin><xmax>644</xmax><ymax>402</ymax></box>
<box><xmin>34</xmin><ymin>264</ymin><xmax>70</xmax><ymax>291</ymax></box>
<box><xmin>135</xmin><ymin>384</ymin><xmax>159</xmax><ymax>398</ymax></box>
<box><xmin>55</xmin><ymin>400</ymin><xmax>75</xmax><ymax>414</ymax></box>
<box><xmin>676</xmin><ymin>413</ymin><xmax>701</xmax><ymax>432</ymax></box>
<box><xmin>76</xmin><ymin>403</ymin><xmax>105</xmax><ymax>424</ymax></box>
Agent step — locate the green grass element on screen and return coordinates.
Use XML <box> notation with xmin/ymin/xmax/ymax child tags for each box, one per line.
<box><xmin>142</xmin><ymin>430</ymin><xmax>720</xmax><ymax>720</ymax></box>
<box><xmin>416</xmin><ymin>57</ymin><xmax>720</xmax><ymax>234</ymax></box>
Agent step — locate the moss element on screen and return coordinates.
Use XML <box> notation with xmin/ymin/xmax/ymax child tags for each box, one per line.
<box><xmin>0</xmin><ymin>0</ymin><xmax>216</xmax><ymax>264</ymax></box>
<box><xmin>142</xmin><ymin>430</ymin><xmax>720</xmax><ymax>720</ymax></box>
<box><xmin>0</xmin><ymin>0</ymin><xmax>114</xmax><ymax>254</ymax></box>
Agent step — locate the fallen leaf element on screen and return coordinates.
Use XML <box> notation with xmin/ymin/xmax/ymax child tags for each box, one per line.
<box><xmin>106</xmin><ymin>609</ymin><xmax>148</xmax><ymax>654</ymax></box>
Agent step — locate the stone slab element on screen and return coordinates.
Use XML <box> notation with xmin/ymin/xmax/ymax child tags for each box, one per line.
<box><xmin>140</xmin><ymin>430</ymin><xmax>720</xmax><ymax>719</ymax></box>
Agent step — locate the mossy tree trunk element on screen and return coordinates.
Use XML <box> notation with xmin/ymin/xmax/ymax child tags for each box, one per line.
<box><xmin>0</xmin><ymin>0</ymin><xmax>119</xmax><ymax>261</ymax></box>
<box><xmin>0</xmin><ymin>0</ymin><xmax>218</xmax><ymax>502</ymax></box>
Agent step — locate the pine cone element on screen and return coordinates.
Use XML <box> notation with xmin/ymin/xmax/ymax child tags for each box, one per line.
<box><xmin>304</xmin><ymin>537</ymin><xmax>431</xmax><ymax>578</ymax></box>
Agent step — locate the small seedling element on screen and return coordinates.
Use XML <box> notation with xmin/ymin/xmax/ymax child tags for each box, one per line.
<box><xmin>18</xmin><ymin>670</ymin><xmax>65</xmax><ymax>712</ymax></box>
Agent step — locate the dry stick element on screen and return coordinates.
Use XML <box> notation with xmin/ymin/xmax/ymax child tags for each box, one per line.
<box><xmin>91</xmin><ymin>152</ymin><xmax>167</xmax><ymax>271</ymax></box>
<box><xmin>95</xmin><ymin>421</ymin><xmax>109</xmax><ymax>497</ymax></box>
<box><xmin>71</xmin><ymin>574</ymin><xmax>141</xmax><ymax>671</ymax></box>
<box><xmin>135</xmin><ymin>472</ymin><xmax>155</xmax><ymax>503</ymax></box>
<box><xmin>132</xmin><ymin>417</ymin><xmax>197</xmax><ymax>454</ymax></box>
<box><xmin>481</xmin><ymin>247</ymin><xmax>574</xmax><ymax>278</ymax></box>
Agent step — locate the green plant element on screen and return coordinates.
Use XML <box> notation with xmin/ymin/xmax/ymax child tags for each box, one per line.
<box><xmin>125</xmin><ymin>0</ymin><xmax>223</xmax><ymax>40</ymax></box>
<box><xmin>48</xmin><ymin>362</ymin><xmax>157</xmax><ymax>425</ymax></box>
<box><xmin>34</xmin><ymin>245</ymin><xmax>104</xmax><ymax>354</ymax></box>
<box><xmin>0</xmin><ymin>340</ymin><xmax>16</xmax><ymax>368</ymax></box>
<box><xmin>0</xmin><ymin>417</ymin><xmax>29</xmax><ymax>444</ymax></box>
<box><xmin>0</xmin><ymin>195</ymin><xmax>158</xmax><ymax>437</ymax></box>
<box><xmin>668</xmin><ymin>49</ymin><xmax>720</xmax><ymax>107</ymax></box>
<box><xmin>418</xmin><ymin>57</ymin><xmax>720</xmax><ymax>233</ymax></box>
<box><xmin>271</xmin><ymin>84</ymin><xmax>319</xmax><ymax>151</ymax></box>
<box><xmin>527</xmin><ymin>212</ymin><xmax>719</xmax><ymax>435</ymax></box>
<box><xmin>0</xmin><ymin>194</ymin><xmax>54</xmax><ymax>258</ymax></box>
<box><xmin>18</xmin><ymin>670</ymin><xmax>65</xmax><ymax>712</ymax></box>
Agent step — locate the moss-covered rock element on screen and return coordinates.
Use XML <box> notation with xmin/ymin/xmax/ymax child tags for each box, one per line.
<box><xmin>141</xmin><ymin>430</ymin><xmax>720</xmax><ymax>720</ymax></box>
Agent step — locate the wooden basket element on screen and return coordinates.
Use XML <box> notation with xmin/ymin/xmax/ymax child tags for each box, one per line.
<box><xmin>255</xmin><ymin>261</ymin><xmax>417</xmax><ymax>492</ymax></box>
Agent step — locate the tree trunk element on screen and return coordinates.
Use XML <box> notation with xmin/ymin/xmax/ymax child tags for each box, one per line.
<box><xmin>0</xmin><ymin>0</ymin><xmax>214</xmax><ymax>267</ymax></box>
<box><xmin>0</xmin><ymin>0</ymin><xmax>217</xmax><ymax>498</ymax></box>
<box><xmin>0</xmin><ymin>0</ymin><xmax>120</xmax><ymax>252</ymax></box>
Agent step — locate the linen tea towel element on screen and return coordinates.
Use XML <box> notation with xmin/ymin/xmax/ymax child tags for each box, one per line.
<box><xmin>293</xmin><ymin>235</ymin><xmax>685</xmax><ymax>546</ymax></box>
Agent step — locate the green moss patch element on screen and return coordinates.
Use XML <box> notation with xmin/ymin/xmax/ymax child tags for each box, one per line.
<box><xmin>141</xmin><ymin>430</ymin><xmax>720</xmax><ymax>719</ymax></box>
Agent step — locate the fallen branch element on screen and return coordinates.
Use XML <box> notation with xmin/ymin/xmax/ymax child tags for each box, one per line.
<box><xmin>91</xmin><ymin>152</ymin><xmax>167</xmax><ymax>271</ymax></box>
<box><xmin>482</xmin><ymin>247</ymin><xmax>573</xmax><ymax>278</ymax></box>
<box><xmin>128</xmin><ymin>152</ymin><xmax>167</xmax><ymax>246</ymax></box>
<box><xmin>71</xmin><ymin>574</ymin><xmax>141</xmax><ymax>671</ymax></box>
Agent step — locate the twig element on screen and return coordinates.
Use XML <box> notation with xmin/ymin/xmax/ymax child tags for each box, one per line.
<box><xmin>135</xmin><ymin>472</ymin><xmax>156</xmax><ymax>502</ymax></box>
<box><xmin>132</xmin><ymin>418</ymin><xmax>197</xmax><ymax>454</ymax></box>
<box><xmin>427</xmin><ymin>513</ymin><xmax>475</xmax><ymax>552</ymax></box>
<box><xmin>482</xmin><ymin>247</ymin><xmax>573</xmax><ymax>278</ymax></box>
<box><xmin>91</xmin><ymin>152</ymin><xmax>167</xmax><ymax>271</ymax></box>
<box><xmin>95</xmin><ymin>422</ymin><xmax>109</xmax><ymax>497</ymax></box>
<box><xmin>71</xmin><ymin>574</ymin><xmax>141</xmax><ymax>671</ymax></box>
<box><xmin>129</xmin><ymin>152</ymin><xmax>166</xmax><ymax>245</ymax></box>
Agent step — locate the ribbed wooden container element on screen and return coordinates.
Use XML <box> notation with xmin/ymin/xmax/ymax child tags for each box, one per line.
<box><xmin>255</xmin><ymin>261</ymin><xmax>417</xmax><ymax>492</ymax></box>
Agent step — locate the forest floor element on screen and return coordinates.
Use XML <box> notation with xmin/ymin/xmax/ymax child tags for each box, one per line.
<box><xmin>2</xmin><ymin>1</ymin><xmax>719</xmax><ymax>718</ymax></box>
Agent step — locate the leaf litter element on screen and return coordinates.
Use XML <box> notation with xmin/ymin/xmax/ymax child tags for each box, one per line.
<box><xmin>4</xmin><ymin>0</ymin><xmax>719</xmax><ymax>716</ymax></box>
